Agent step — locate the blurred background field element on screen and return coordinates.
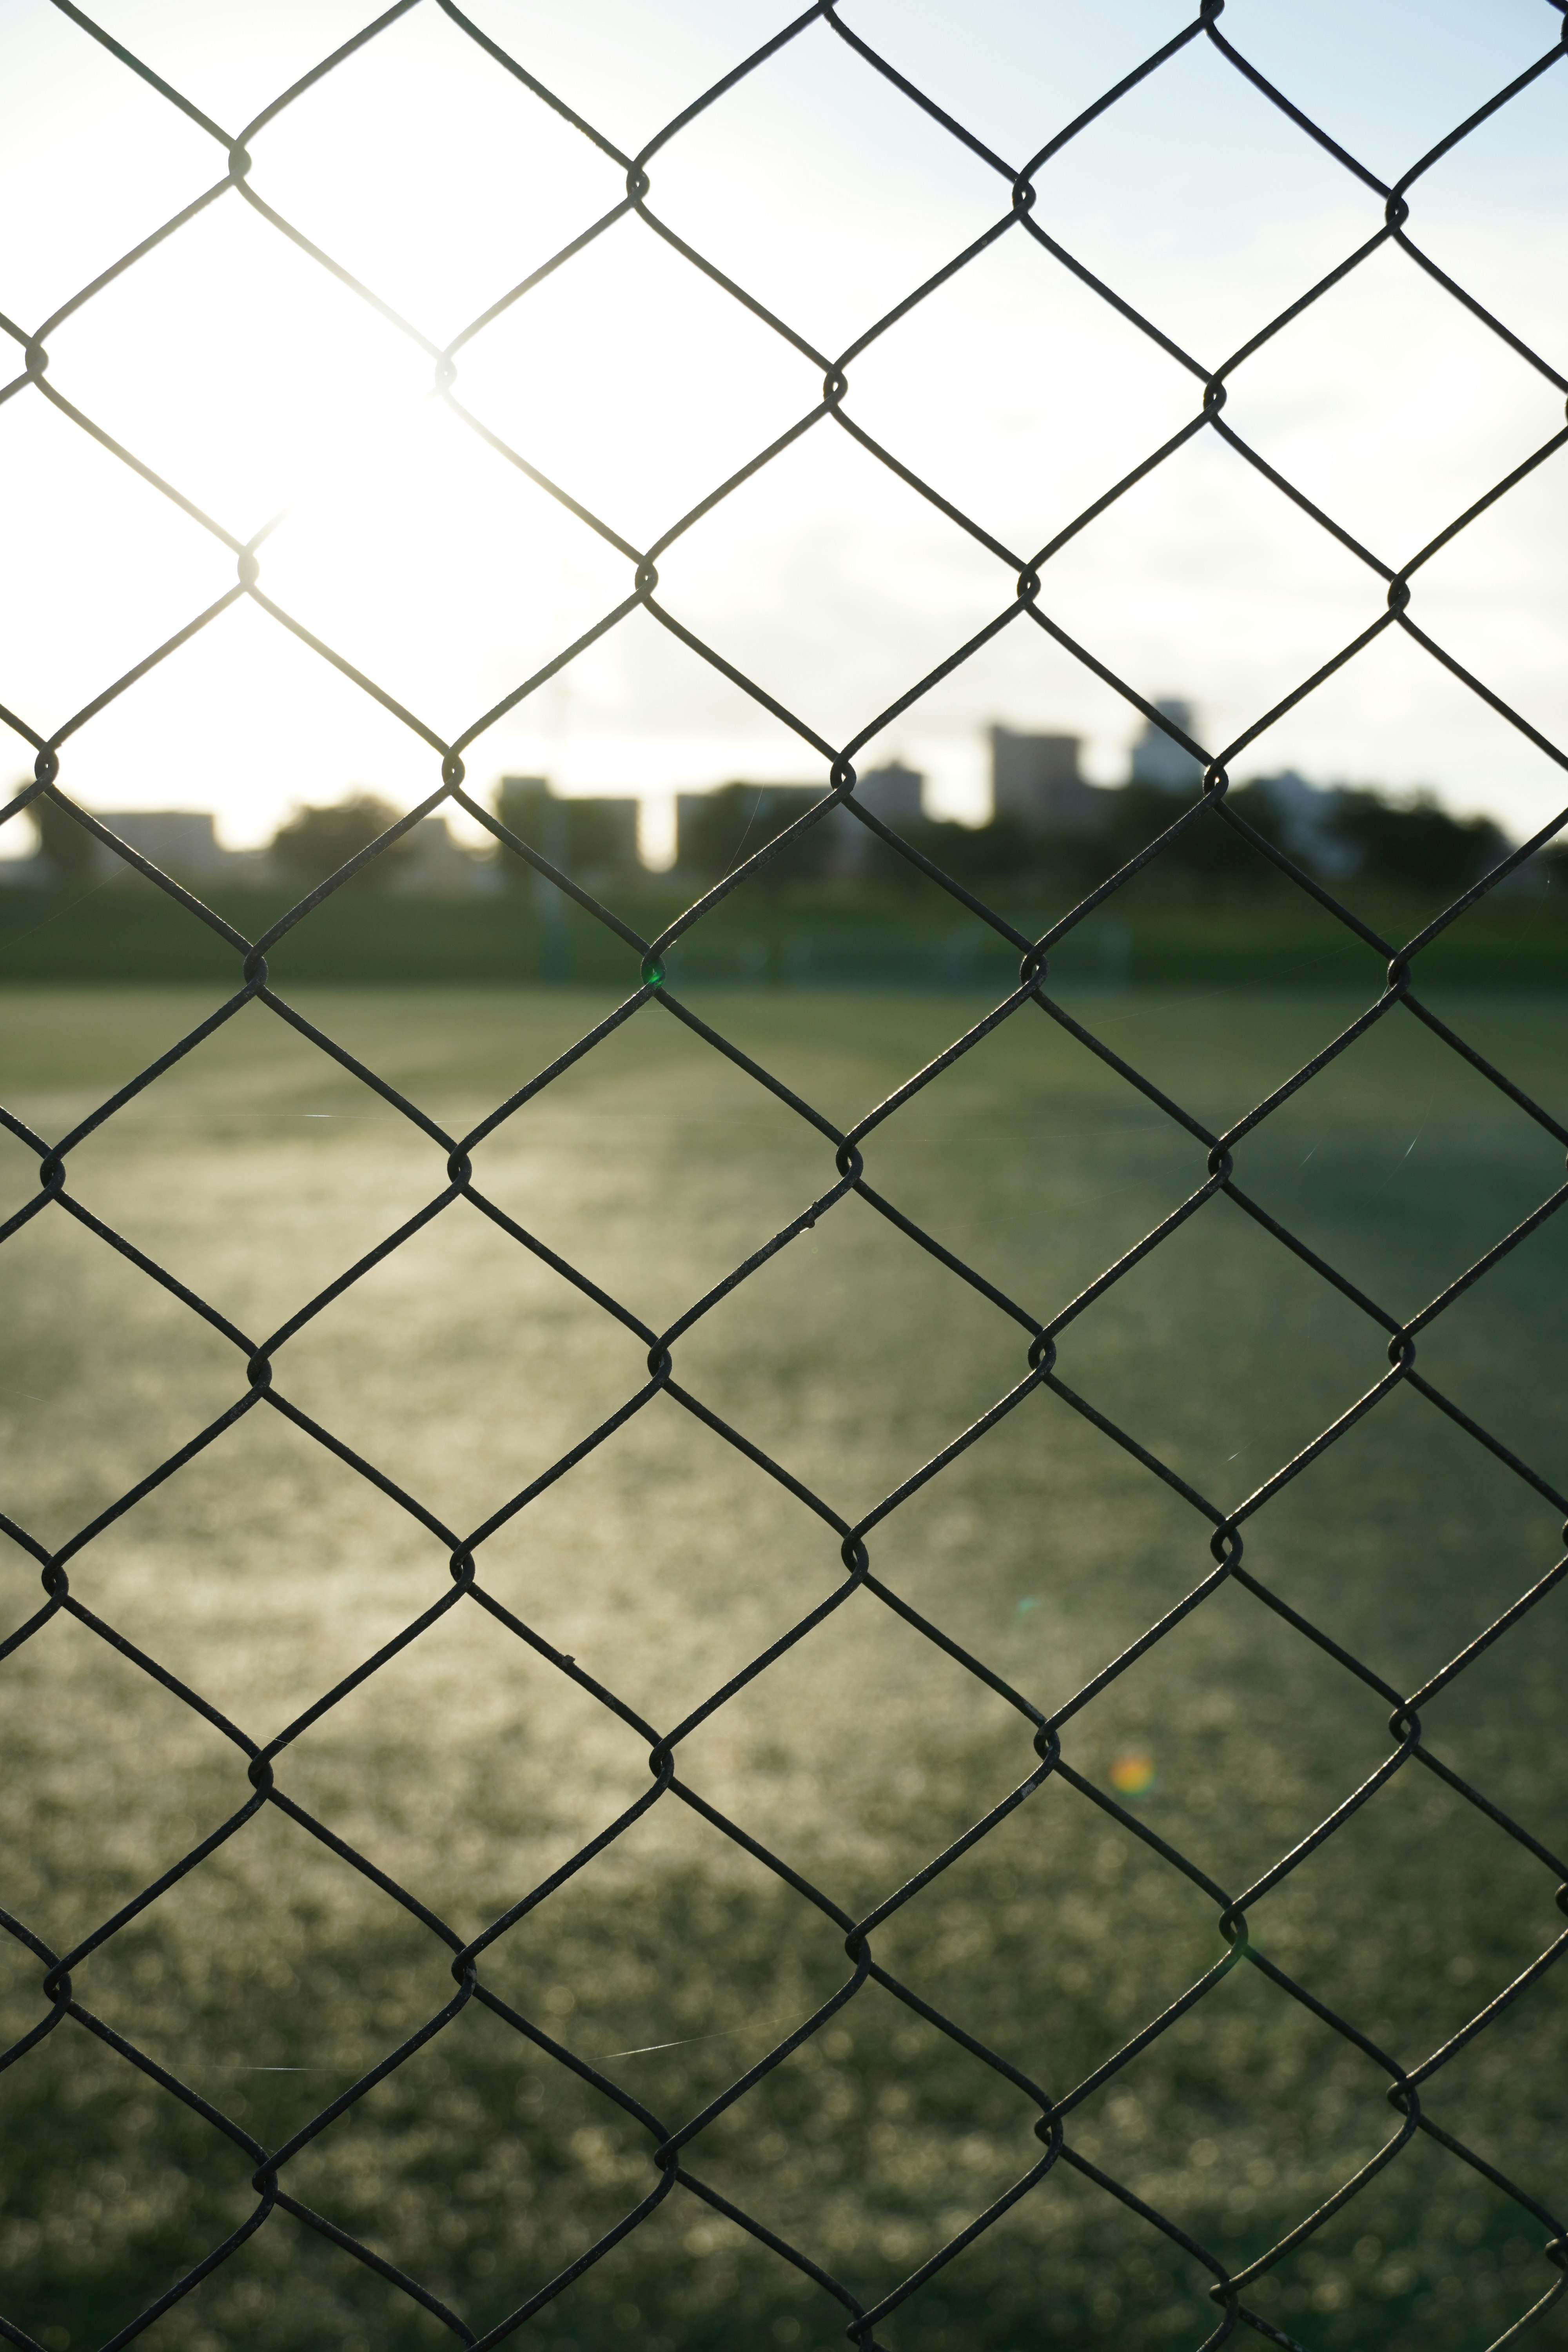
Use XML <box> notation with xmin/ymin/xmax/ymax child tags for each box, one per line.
<box><xmin>8</xmin><ymin>1</ymin><xmax>1568</xmax><ymax>2344</ymax></box>
<box><xmin>5</xmin><ymin>867</ymin><xmax>1568</xmax><ymax>994</ymax></box>
<box><xmin>1</xmin><ymin>981</ymin><xmax>1565</xmax><ymax>2352</ymax></box>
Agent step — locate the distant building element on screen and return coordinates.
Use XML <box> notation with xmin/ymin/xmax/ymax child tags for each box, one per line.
<box><xmin>1130</xmin><ymin>700</ymin><xmax>1205</xmax><ymax>794</ymax></box>
<box><xmin>989</xmin><ymin>728</ymin><xmax>1105</xmax><ymax>834</ymax></box>
<box><xmin>79</xmin><ymin>810</ymin><xmax>239</xmax><ymax>882</ymax></box>
<box><xmin>496</xmin><ymin>778</ymin><xmax>564</xmax><ymax>866</ymax></box>
<box><xmin>853</xmin><ymin>762</ymin><xmax>924</xmax><ymax>829</ymax></box>
<box><xmin>676</xmin><ymin>783</ymin><xmax>828</xmax><ymax>877</ymax></box>
<box><xmin>835</xmin><ymin>761</ymin><xmax>925</xmax><ymax>871</ymax></box>
<box><xmin>40</xmin><ymin>810</ymin><xmax>271</xmax><ymax>888</ymax></box>
<box><xmin>11</xmin><ymin>803</ymin><xmax>500</xmax><ymax>895</ymax></box>
<box><xmin>496</xmin><ymin>777</ymin><xmax>639</xmax><ymax>877</ymax></box>
<box><xmin>104</xmin><ymin>810</ymin><xmax>228</xmax><ymax>876</ymax></box>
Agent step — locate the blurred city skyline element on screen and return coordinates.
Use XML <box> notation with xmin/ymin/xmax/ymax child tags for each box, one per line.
<box><xmin>3</xmin><ymin>0</ymin><xmax>1565</xmax><ymax>859</ymax></box>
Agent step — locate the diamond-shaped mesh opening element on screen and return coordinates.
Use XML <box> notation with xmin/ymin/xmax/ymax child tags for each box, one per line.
<box><xmin>5</xmin><ymin>5</ymin><xmax>1568</xmax><ymax>2347</ymax></box>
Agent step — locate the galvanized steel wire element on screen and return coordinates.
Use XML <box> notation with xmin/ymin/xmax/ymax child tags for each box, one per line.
<box><xmin>3</xmin><ymin>3</ymin><xmax>1568</xmax><ymax>2346</ymax></box>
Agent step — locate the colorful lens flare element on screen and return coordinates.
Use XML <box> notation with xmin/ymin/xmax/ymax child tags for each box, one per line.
<box><xmin>1109</xmin><ymin>1751</ymin><xmax>1157</xmax><ymax>1798</ymax></box>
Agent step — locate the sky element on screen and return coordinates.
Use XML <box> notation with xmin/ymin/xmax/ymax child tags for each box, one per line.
<box><xmin>1</xmin><ymin>0</ymin><xmax>1566</xmax><ymax>862</ymax></box>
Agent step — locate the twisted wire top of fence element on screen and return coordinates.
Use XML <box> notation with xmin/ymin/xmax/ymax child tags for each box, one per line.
<box><xmin>3</xmin><ymin>4</ymin><xmax>1568</xmax><ymax>2347</ymax></box>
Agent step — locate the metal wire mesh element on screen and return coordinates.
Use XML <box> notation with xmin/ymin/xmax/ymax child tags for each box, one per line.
<box><xmin>2</xmin><ymin>2</ymin><xmax>1567</xmax><ymax>2346</ymax></box>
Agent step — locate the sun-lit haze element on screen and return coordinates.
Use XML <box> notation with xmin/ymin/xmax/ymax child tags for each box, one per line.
<box><xmin>2</xmin><ymin>0</ymin><xmax>1565</xmax><ymax>861</ymax></box>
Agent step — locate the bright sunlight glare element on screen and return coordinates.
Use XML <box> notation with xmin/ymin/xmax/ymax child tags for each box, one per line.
<box><xmin>1</xmin><ymin>0</ymin><xmax>1565</xmax><ymax>851</ymax></box>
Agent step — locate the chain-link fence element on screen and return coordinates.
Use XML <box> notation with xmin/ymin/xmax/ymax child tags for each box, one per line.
<box><xmin>3</xmin><ymin>3</ymin><xmax>1567</xmax><ymax>2347</ymax></box>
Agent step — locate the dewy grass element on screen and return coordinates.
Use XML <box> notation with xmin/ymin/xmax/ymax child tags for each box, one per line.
<box><xmin>1</xmin><ymin>987</ymin><xmax>1565</xmax><ymax>2352</ymax></box>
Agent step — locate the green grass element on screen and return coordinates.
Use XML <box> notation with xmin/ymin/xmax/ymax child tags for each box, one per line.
<box><xmin>2</xmin><ymin>872</ymin><xmax>1566</xmax><ymax>990</ymax></box>
<box><xmin>1</xmin><ymin>984</ymin><xmax>1565</xmax><ymax>2352</ymax></box>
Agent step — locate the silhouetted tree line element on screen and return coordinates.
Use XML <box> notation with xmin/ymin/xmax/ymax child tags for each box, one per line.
<box><xmin>1322</xmin><ymin>790</ymin><xmax>1512</xmax><ymax>892</ymax></box>
<box><xmin>22</xmin><ymin>789</ymin><xmax>415</xmax><ymax>891</ymax></box>
<box><xmin>717</xmin><ymin>779</ymin><xmax>1518</xmax><ymax>899</ymax></box>
<box><xmin>20</xmin><ymin>775</ymin><xmax>1543</xmax><ymax>903</ymax></box>
<box><xmin>270</xmin><ymin>793</ymin><xmax>413</xmax><ymax>889</ymax></box>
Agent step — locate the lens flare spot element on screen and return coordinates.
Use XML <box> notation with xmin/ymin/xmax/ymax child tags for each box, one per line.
<box><xmin>1109</xmin><ymin>1750</ymin><xmax>1156</xmax><ymax>1798</ymax></box>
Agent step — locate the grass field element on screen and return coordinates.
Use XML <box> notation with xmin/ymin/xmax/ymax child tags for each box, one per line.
<box><xmin>3</xmin><ymin>870</ymin><xmax>1568</xmax><ymax>992</ymax></box>
<box><xmin>1</xmin><ymin>982</ymin><xmax>1565</xmax><ymax>2352</ymax></box>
